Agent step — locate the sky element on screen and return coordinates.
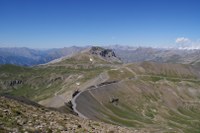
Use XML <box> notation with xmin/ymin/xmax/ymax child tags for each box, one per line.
<box><xmin>0</xmin><ymin>0</ymin><xmax>200</xmax><ymax>48</ymax></box>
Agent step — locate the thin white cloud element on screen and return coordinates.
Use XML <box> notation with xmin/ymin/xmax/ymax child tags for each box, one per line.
<box><xmin>176</xmin><ymin>37</ymin><xmax>200</xmax><ymax>50</ymax></box>
<box><xmin>175</xmin><ymin>37</ymin><xmax>190</xmax><ymax>44</ymax></box>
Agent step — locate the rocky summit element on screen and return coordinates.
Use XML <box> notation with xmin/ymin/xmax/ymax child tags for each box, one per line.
<box><xmin>89</xmin><ymin>46</ymin><xmax>122</xmax><ymax>63</ymax></box>
<box><xmin>89</xmin><ymin>47</ymin><xmax>116</xmax><ymax>57</ymax></box>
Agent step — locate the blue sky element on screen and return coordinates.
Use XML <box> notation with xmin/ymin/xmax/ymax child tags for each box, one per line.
<box><xmin>0</xmin><ymin>0</ymin><xmax>200</xmax><ymax>48</ymax></box>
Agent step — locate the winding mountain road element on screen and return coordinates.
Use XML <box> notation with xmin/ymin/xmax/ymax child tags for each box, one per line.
<box><xmin>71</xmin><ymin>67</ymin><xmax>200</xmax><ymax>119</ymax></box>
<box><xmin>71</xmin><ymin>91</ymin><xmax>88</xmax><ymax>118</ymax></box>
<box><xmin>71</xmin><ymin>82</ymin><xmax>125</xmax><ymax>119</ymax></box>
<box><xmin>71</xmin><ymin>72</ymin><xmax>111</xmax><ymax>118</ymax></box>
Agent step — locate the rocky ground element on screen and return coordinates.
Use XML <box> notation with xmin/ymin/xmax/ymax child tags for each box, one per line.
<box><xmin>0</xmin><ymin>96</ymin><xmax>136</xmax><ymax>133</ymax></box>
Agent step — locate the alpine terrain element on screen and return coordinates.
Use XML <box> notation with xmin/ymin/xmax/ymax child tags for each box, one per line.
<box><xmin>0</xmin><ymin>46</ymin><xmax>200</xmax><ymax>133</ymax></box>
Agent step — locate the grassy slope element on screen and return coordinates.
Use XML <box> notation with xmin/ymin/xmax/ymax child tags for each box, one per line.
<box><xmin>0</xmin><ymin>48</ymin><xmax>122</xmax><ymax>102</ymax></box>
<box><xmin>0</xmin><ymin>63</ymin><xmax>109</xmax><ymax>102</ymax></box>
<box><xmin>75</xmin><ymin>62</ymin><xmax>200</xmax><ymax>132</ymax></box>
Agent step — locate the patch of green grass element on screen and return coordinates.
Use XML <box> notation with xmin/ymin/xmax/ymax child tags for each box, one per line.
<box><xmin>0</xmin><ymin>64</ymin><xmax>31</xmax><ymax>73</ymax></box>
<box><xmin>144</xmin><ymin>107</ymin><xmax>157</xmax><ymax>119</ymax></box>
<box><xmin>103</xmin><ymin>102</ymin><xmax>153</xmax><ymax>125</ymax></box>
<box><xmin>163</xmin><ymin>108</ymin><xmax>200</xmax><ymax>131</ymax></box>
<box><xmin>177</xmin><ymin>107</ymin><xmax>200</xmax><ymax>120</ymax></box>
<box><xmin>102</xmin><ymin>111</ymin><xmax>143</xmax><ymax>127</ymax></box>
<box><xmin>107</xmin><ymin>68</ymin><xmax>134</xmax><ymax>81</ymax></box>
<box><xmin>150</xmin><ymin>76</ymin><xmax>163</xmax><ymax>82</ymax></box>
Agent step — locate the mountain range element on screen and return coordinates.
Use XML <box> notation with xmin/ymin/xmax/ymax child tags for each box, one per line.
<box><xmin>0</xmin><ymin>46</ymin><xmax>200</xmax><ymax>132</ymax></box>
<box><xmin>1</xmin><ymin>45</ymin><xmax>200</xmax><ymax>67</ymax></box>
<box><xmin>0</xmin><ymin>46</ymin><xmax>84</xmax><ymax>66</ymax></box>
<box><xmin>108</xmin><ymin>45</ymin><xmax>200</xmax><ymax>66</ymax></box>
